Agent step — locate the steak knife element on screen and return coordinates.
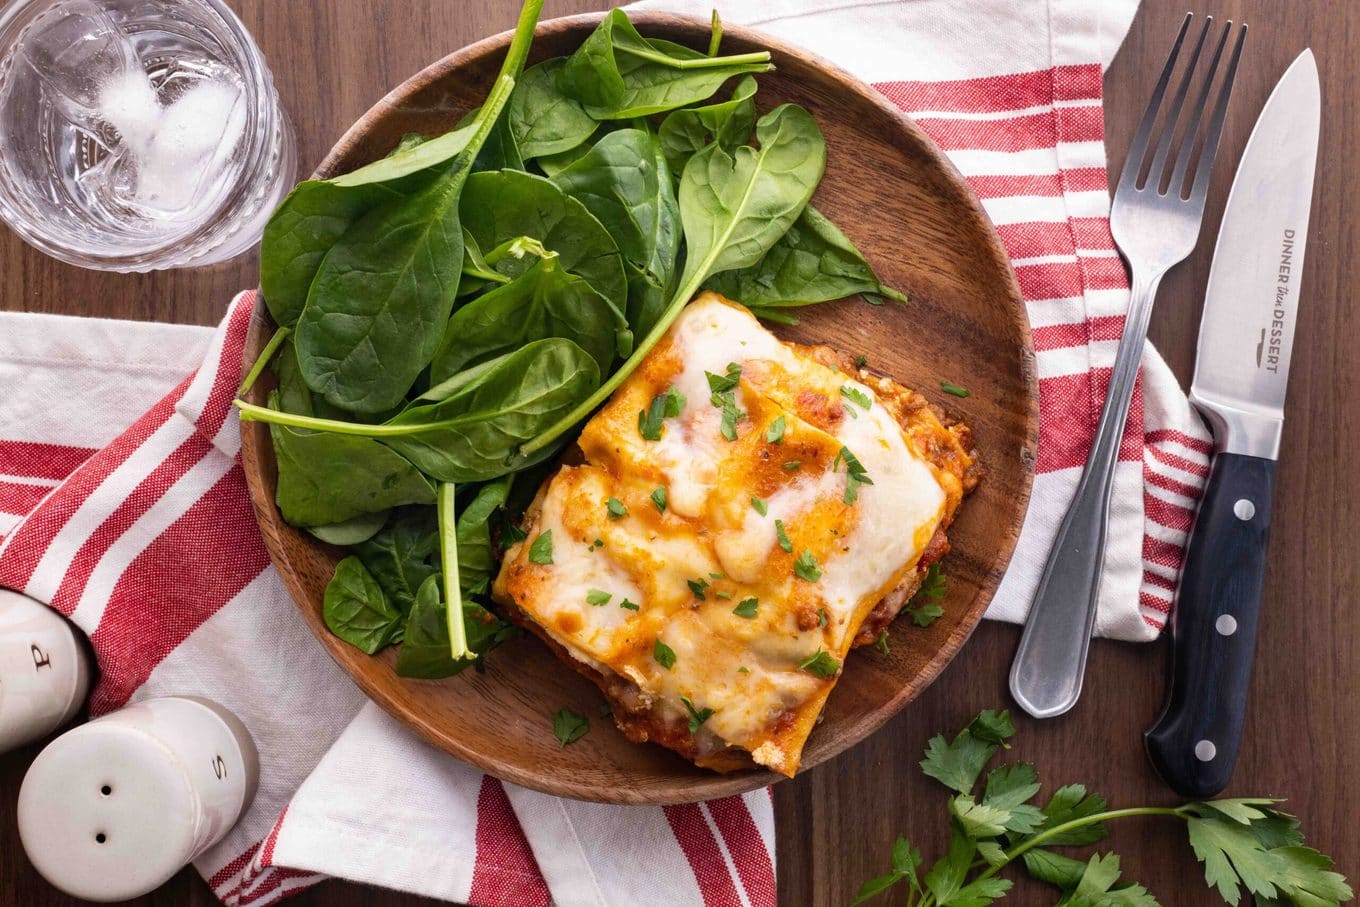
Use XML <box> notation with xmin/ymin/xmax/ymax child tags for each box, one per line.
<box><xmin>1144</xmin><ymin>49</ymin><xmax>1320</xmax><ymax>798</ymax></box>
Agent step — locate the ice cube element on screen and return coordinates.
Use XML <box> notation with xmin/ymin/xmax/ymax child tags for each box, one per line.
<box><xmin>20</xmin><ymin>0</ymin><xmax>139</xmax><ymax>115</ymax></box>
<box><xmin>132</xmin><ymin>78</ymin><xmax>245</xmax><ymax>213</ymax></box>
<box><xmin>97</xmin><ymin>68</ymin><xmax>160</xmax><ymax>151</ymax></box>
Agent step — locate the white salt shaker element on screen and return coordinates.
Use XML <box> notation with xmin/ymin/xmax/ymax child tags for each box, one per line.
<box><xmin>0</xmin><ymin>588</ymin><xmax>92</xmax><ymax>753</ymax></box>
<box><xmin>17</xmin><ymin>695</ymin><xmax>259</xmax><ymax>902</ymax></box>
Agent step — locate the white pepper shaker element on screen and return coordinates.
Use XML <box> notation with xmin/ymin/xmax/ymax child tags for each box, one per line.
<box><xmin>17</xmin><ymin>695</ymin><xmax>259</xmax><ymax>902</ymax></box>
<box><xmin>0</xmin><ymin>588</ymin><xmax>92</xmax><ymax>753</ymax></box>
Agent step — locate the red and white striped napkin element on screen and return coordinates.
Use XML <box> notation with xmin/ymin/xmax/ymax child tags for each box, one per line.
<box><xmin>0</xmin><ymin>1</ymin><xmax>1212</xmax><ymax>904</ymax></box>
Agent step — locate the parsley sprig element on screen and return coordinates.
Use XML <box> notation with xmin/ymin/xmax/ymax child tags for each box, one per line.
<box><xmin>852</xmin><ymin>710</ymin><xmax>1353</xmax><ymax>907</ymax></box>
<box><xmin>835</xmin><ymin>446</ymin><xmax>875</xmax><ymax>504</ymax></box>
<box><xmin>908</xmin><ymin>563</ymin><xmax>946</xmax><ymax>627</ymax></box>
<box><xmin>706</xmin><ymin>363</ymin><xmax>746</xmax><ymax>441</ymax></box>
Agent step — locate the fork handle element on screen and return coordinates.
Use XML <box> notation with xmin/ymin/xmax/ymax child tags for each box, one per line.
<box><xmin>1009</xmin><ymin>269</ymin><xmax>1163</xmax><ymax>718</ymax></box>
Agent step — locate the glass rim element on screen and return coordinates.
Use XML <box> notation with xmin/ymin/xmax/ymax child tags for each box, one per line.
<box><xmin>0</xmin><ymin>0</ymin><xmax>284</xmax><ymax>270</ymax></box>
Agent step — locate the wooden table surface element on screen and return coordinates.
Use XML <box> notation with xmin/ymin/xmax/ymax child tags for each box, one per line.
<box><xmin>1</xmin><ymin>1</ymin><xmax>1355</xmax><ymax>904</ymax></box>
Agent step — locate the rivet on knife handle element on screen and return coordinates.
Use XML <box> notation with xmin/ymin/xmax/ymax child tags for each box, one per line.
<box><xmin>1145</xmin><ymin>453</ymin><xmax>1274</xmax><ymax>797</ymax></box>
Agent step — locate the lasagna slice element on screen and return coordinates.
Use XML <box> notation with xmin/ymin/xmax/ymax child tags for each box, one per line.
<box><xmin>493</xmin><ymin>293</ymin><xmax>977</xmax><ymax>775</ymax></box>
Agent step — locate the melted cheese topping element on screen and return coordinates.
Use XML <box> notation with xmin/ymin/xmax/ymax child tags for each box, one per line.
<box><xmin>495</xmin><ymin>295</ymin><xmax>954</xmax><ymax>775</ymax></box>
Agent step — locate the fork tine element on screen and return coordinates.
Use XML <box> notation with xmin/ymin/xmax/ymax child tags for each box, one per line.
<box><xmin>1188</xmin><ymin>22</ymin><xmax>1247</xmax><ymax>204</ymax></box>
<box><xmin>1116</xmin><ymin>12</ymin><xmax>1193</xmax><ymax>196</ymax></box>
<box><xmin>1145</xmin><ymin>15</ymin><xmax>1213</xmax><ymax>191</ymax></box>
<box><xmin>1168</xmin><ymin>19</ymin><xmax>1233</xmax><ymax>197</ymax></box>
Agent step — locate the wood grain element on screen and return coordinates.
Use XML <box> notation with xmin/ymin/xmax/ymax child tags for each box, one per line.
<box><xmin>238</xmin><ymin>12</ymin><xmax>1035</xmax><ymax>804</ymax></box>
<box><xmin>2</xmin><ymin>0</ymin><xmax>1356</xmax><ymax>904</ymax></box>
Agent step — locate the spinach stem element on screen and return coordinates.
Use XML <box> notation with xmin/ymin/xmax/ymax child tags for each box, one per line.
<box><xmin>235</xmin><ymin>399</ymin><xmax>469</xmax><ymax>436</ymax></box>
<box><xmin>706</xmin><ymin>10</ymin><xmax>723</xmax><ymax>57</ymax></box>
<box><xmin>501</xmin><ymin>0</ymin><xmax>545</xmax><ymax>79</ymax></box>
<box><xmin>238</xmin><ymin>325</ymin><xmax>291</xmax><ymax>397</ymax></box>
<box><xmin>437</xmin><ymin>483</ymin><xmax>468</xmax><ymax>659</ymax></box>
<box><xmin>619</xmin><ymin>44</ymin><xmax>769</xmax><ymax>71</ymax></box>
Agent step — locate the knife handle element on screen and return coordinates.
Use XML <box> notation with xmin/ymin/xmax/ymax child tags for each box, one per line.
<box><xmin>1145</xmin><ymin>452</ymin><xmax>1275</xmax><ymax>798</ymax></box>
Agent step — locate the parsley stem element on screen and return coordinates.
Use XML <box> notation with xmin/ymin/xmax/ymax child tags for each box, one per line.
<box><xmin>979</xmin><ymin>806</ymin><xmax>1190</xmax><ymax>884</ymax></box>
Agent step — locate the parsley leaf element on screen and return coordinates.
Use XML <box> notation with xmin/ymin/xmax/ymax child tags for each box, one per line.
<box><xmin>783</xmin><ymin>460</ymin><xmax>802</xmax><ymax>471</ymax></box>
<box><xmin>751</xmin><ymin>496</ymin><xmax>768</xmax><ymax>516</ymax></box>
<box><xmin>680</xmin><ymin>695</ymin><xmax>714</xmax><ymax>733</ymax></box>
<box><xmin>794</xmin><ymin>550</ymin><xmax>823</xmax><ymax>582</ymax></box>
<box><xmin>619</xmin><ymin>598</ymin><xmax>640</xmax><ymax>611</ymax></box>
<box><xmin>638</xmin><ymin>386</ymin><xmax>686</xmax><ymax>440</ymax></box>
<box><xmin>705</xmin><ymin>364</ymin><xmax>746</xmax><ymax>441</ymax></box>
<box><xmin>606</xmin><ymin>497</ymin><xmax>628</xmax><ymax>519</ymax></box>
<box><xmin>1024</xmin><ymin>784</ymin><xmax>1109</xmax><ymax>846</ymax></box>
<box><xmin>875</xmin><ymin>631</ymin><xmax>891</xmax><ymax>655</ymax></box>
<box><xmin>585</xmin><ymin>589</ymin><xmax>611</xmax><ymax>606</ymax></box>
<box><xmin>798</xmin><ymin>648</ymin><xmax>840</xmax><ymax>678</ymax></box>
<box><xmin>854</xmin><ymin>354</ymin><xmax>868</xmax><ymax>369</ymax></box>
<box><xmin>706</xmin><ymin>362</ymin><xmax>742</xmax><ymax>394</ymax></box>
<box><xmin>653</xmin><ymin>639</ymin><xmax>676</xmax><ymax>670</ymax></box>
<box><xmin>905</xmin><ymin>563</ymin><xmax>946</xmax><ymax>626</ymax></box>
<box><xmin>941</xmin><ymin>380</ymin><xmax>971</xmax><ymax>398</ymax></box>
<box><xmin>527</xmin><ymin>530</ymin><xmax>554</xmax><ymax>565</ymax></box>
<box><xmin>767</xmin><ymin>414</ymin><xmax>786</xmax><ymax>443</ymax></box>
<box><xmin>851</xmin><ymin>836</ymin><xmax>922</xmax><ymax>906</ymax></box>
<box><xmin>836</xmin><ymin>445</ymin><xmax>875</xmax><ymax>504</ymax></box>
<box><xmin>841</xmin><ymin>384</ymin><xmax>872</xmax><ymax>414</ymax></box>
<box><xmin>733</xmin><ymin>597</ymin><xmax>759</xmax><ymax>618</ymax></box>
<box><xmin>687</xmin><ymin>577</ymin><xmax>709</xmax><ymax>599</ymax></box>
<box><xmin>920</xmin><ymin>710</ymin><xmax>1015</xmax><ymax>794</ymax></box>
<box><xmin>552</xmin><ymin>708</ymin><xmax>589</xmax><ymax>746</ymax></box>
<box><xmin>651</xmin><ymin>486</ymin><xmax>667</xmax><ymax>512</ymax></box>
<box><xmin>775</xmin><ymin>519</ymin><xmax>793</xmax><ymax>552</ymax></box>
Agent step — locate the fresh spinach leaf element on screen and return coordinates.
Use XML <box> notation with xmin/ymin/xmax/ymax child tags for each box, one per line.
<box><xmin>295</xmin><ymin>75</ymin><xmax>518</xmax><ymax>413</ymax></box>
<box><xmin>518</xmin><ymin>103</ymin><xmax>825</xmax><ymax>459</ymax></box>
<box><xmin>394</xmin><ymin>574</ymin><xmax>517</xmax><ymax>678</ymax></box>
<box><xmin>460</xmin><ymin>169</ymin><xmax>630</xmax><ymax>342</ymax></box>
<box><xmin>306</xmin><ymin>510</ymin><xmax>389</xmax><ymax>546</ymax></box>
<box><xmin>269</xmin><ymin>394</ymin><xmax>435</xmax><ymax>527</ymax></box>
<box><xmin>559</xmin><ymin>9</ymin><xmax>771</xmax><ymax>119</ymax></box>
<box><xmin>705</xmin><ymin>204</ymin><xmax>906</xmax><ymax>307</ymax></box>
<box><xmin>355</xmin><ymin>508</ymin><xmax>441</xmax><ymax>612</ymax></box>
<box><xmin>551</xmin><ymin>128</ymin><xmax>681</xmax><ymax>336</ymax></box>
<box><xmin>657</xmin><ymin>74</ymin><xmax>757</xmax><ymax>175</ymax></box>
<box><xmin>430</xmin><ymin>251</ymin><xmax>619</xmax><ymax>384</ymax></box>
<box><xmin>381</xmin><ymin>338</ymin><xmax>601</xmax><ymax>482</ymax></box>
<box><xmin>323</xmin><ymin>556</ymin><xmax>403</xmax><ymax>654</ymax></box>
<box><xmin>455</xmin><ymin>476</ymin><xmax>513</xmax><ymax>596</ymax></box>
<box><xmin>508</xmin><ymin>58</ymin><xmax>597</xmax><ymax>160</ymax></box>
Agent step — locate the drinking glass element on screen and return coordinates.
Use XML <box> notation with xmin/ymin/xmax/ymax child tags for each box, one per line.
<box><xmin>0</xmin><ymin>0</ymin><xmax>296</xmax><ymax>270</ymax></box>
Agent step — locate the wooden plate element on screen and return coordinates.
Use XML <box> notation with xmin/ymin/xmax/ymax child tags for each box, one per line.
<box><xmin>239</xmin><ymin>13</ymin><xmax>1036</xmax><ymax>804</ymax></box>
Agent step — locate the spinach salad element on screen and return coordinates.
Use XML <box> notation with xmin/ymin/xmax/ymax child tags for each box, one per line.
<box><xmin>237</xmin><ymin>0</ymin><xmax>905</xmax><ymax>676</ymax></box>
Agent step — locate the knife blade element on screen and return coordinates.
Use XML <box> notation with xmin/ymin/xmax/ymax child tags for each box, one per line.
<box><xmin>1145</xmin><ymin>49</ymin><xmax>1320</xmax><ymax>798</ymax></box>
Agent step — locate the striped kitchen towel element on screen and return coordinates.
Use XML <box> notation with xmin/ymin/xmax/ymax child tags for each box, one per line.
<box><xmin>0</xmin><ymin>0</ymin><xmax>1210</xmax><ymax>904</ymax></box>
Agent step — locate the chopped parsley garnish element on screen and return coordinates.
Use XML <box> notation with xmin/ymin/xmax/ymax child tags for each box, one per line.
<box><xmin>737</xmin><ymin>666</ymin><xmax>750</xmax><ymax>674</ymax></box>
<box><xmin>552</xmin><ymin>708</ymin><xmax>589</xmax><ymax>746</ymax></box>
<box><xmin>733</xmin><ymin>597</ymin><xmax>759</xmax><ymax>618</ymax></box>
<box><xmin>835</xmin><ymin>446</ymin><xmax>875</xmax><ymax>505</ymax></box>
<box><xmin>680</xmin><ymin>696</ymin><xmax>715</xmax><ymax>733</ymax></box>
<box><xmin>637</xmin><ymin>386</ymin><xmax>686</xmax><ymax>440</ymax></box>
<box><xmin>653</xmin><ymin>639</ymin><xmax>676</xmax><ymax>670</ymax></box>
<box><xmin>818</xmin><ymin>606</ymin><xmax>828</xmax><ymax>627</ymax></box>
<box><xmin>651</xmin><ymin>486</ymin><xmax>668</xmax><ymax>512</ymax></box>
<box><xmin>795</xmin><ymin>550</ymin><xmax>823</xmax><ymax>582</ymax></box>
<box><xmin>840</xmin><ymin>384</ymin><xmax>872</xmax><ymax>415</ymax></box>
<box><xmin>706</xmin><ymin>363</ymin><xmax>745</xmax><ymax>441</ymax></box>
<box><xmin>782</xmin><ymin>460</ymin><xmax>802</xmax><ymax>471</ymax></box>
<box><xmin>854</xmin><ymin>354</ymin><xmax>868</xmax><ymax>369</ymax></box>
<box><xmin>687</xmin><ymin>578</ymin><xmax>709</xmax><ymax>600</ymax></box>
<box><xmin>766</xmin><ymin>414</ymin><xmax>786</xmax><ymax>444</ymax></box>
<box><xmin>907</xmin><ymin>563</ymin><xmax>947</xmax><ymax>627</ymax></box>
<box><xmin>527</xmin><ymin>530</ymin><xmax>554</xmax><ymax>564</ymax></box>
<box><xmin>940</xmin><ymin>380</ymin><xmax>971</xmax><ymax>398</ymax></box>
<box><xmin>619</xmin><ymin>599</ymin><xmax>640</xmax><ymax>611</ymax></box>
<box><xmin>709</xmin><ymin>572</ymin><xmax>725</xmax><ymax>580</ymax></box>
<box><xmin>875</xmin><ymin>630</ymin><xmax>891</xmax><ymax>655</ymax></box>
<box><xmin>775</xmin><ymin>519</ymin><xmax>793</xmax><ymax>553</ymax></box>
<box><xmin>499</xmin><ymin>518</ymin><xmax>528</xmax><ymax>545</ymax></box>
<box><xmin>715</xmin><ymin>590</ymin><xmax>733</xmax><ymax>600</ymax></box>
<box><xmin>592</xmin><ymin>538</ymin><xmax>604</xmax><ymax>549</ymax></box>
<box><xmin>585</xmin><ymin>589</ymin><xmax>611</xmax><ymax>606</ymax></box>
<box><xmin>751</xmin><ymin>496</ymin><xmax>768</xmax><ymax>516</ymax></box>
<box><xmin>606</xmin><ymin>497</ymin><xmax>628</xmax><ymax>519</ymax></box>
<box><xmin>798</xmin><ymin>648</ymin><xmax>841</xmax><ymax>678</ymax></box>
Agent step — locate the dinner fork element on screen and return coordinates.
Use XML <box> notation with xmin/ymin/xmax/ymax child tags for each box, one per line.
<box><xmin>1010</xmin><ymin>13</ymin><xmax>1247</xmax><ymax>718</ymax></box>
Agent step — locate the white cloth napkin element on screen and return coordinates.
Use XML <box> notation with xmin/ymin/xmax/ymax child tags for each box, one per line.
<box><xmin>0</xmin><ymin>2</ymin><xmax>1214</xmax><ymax>905</ymax></box>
